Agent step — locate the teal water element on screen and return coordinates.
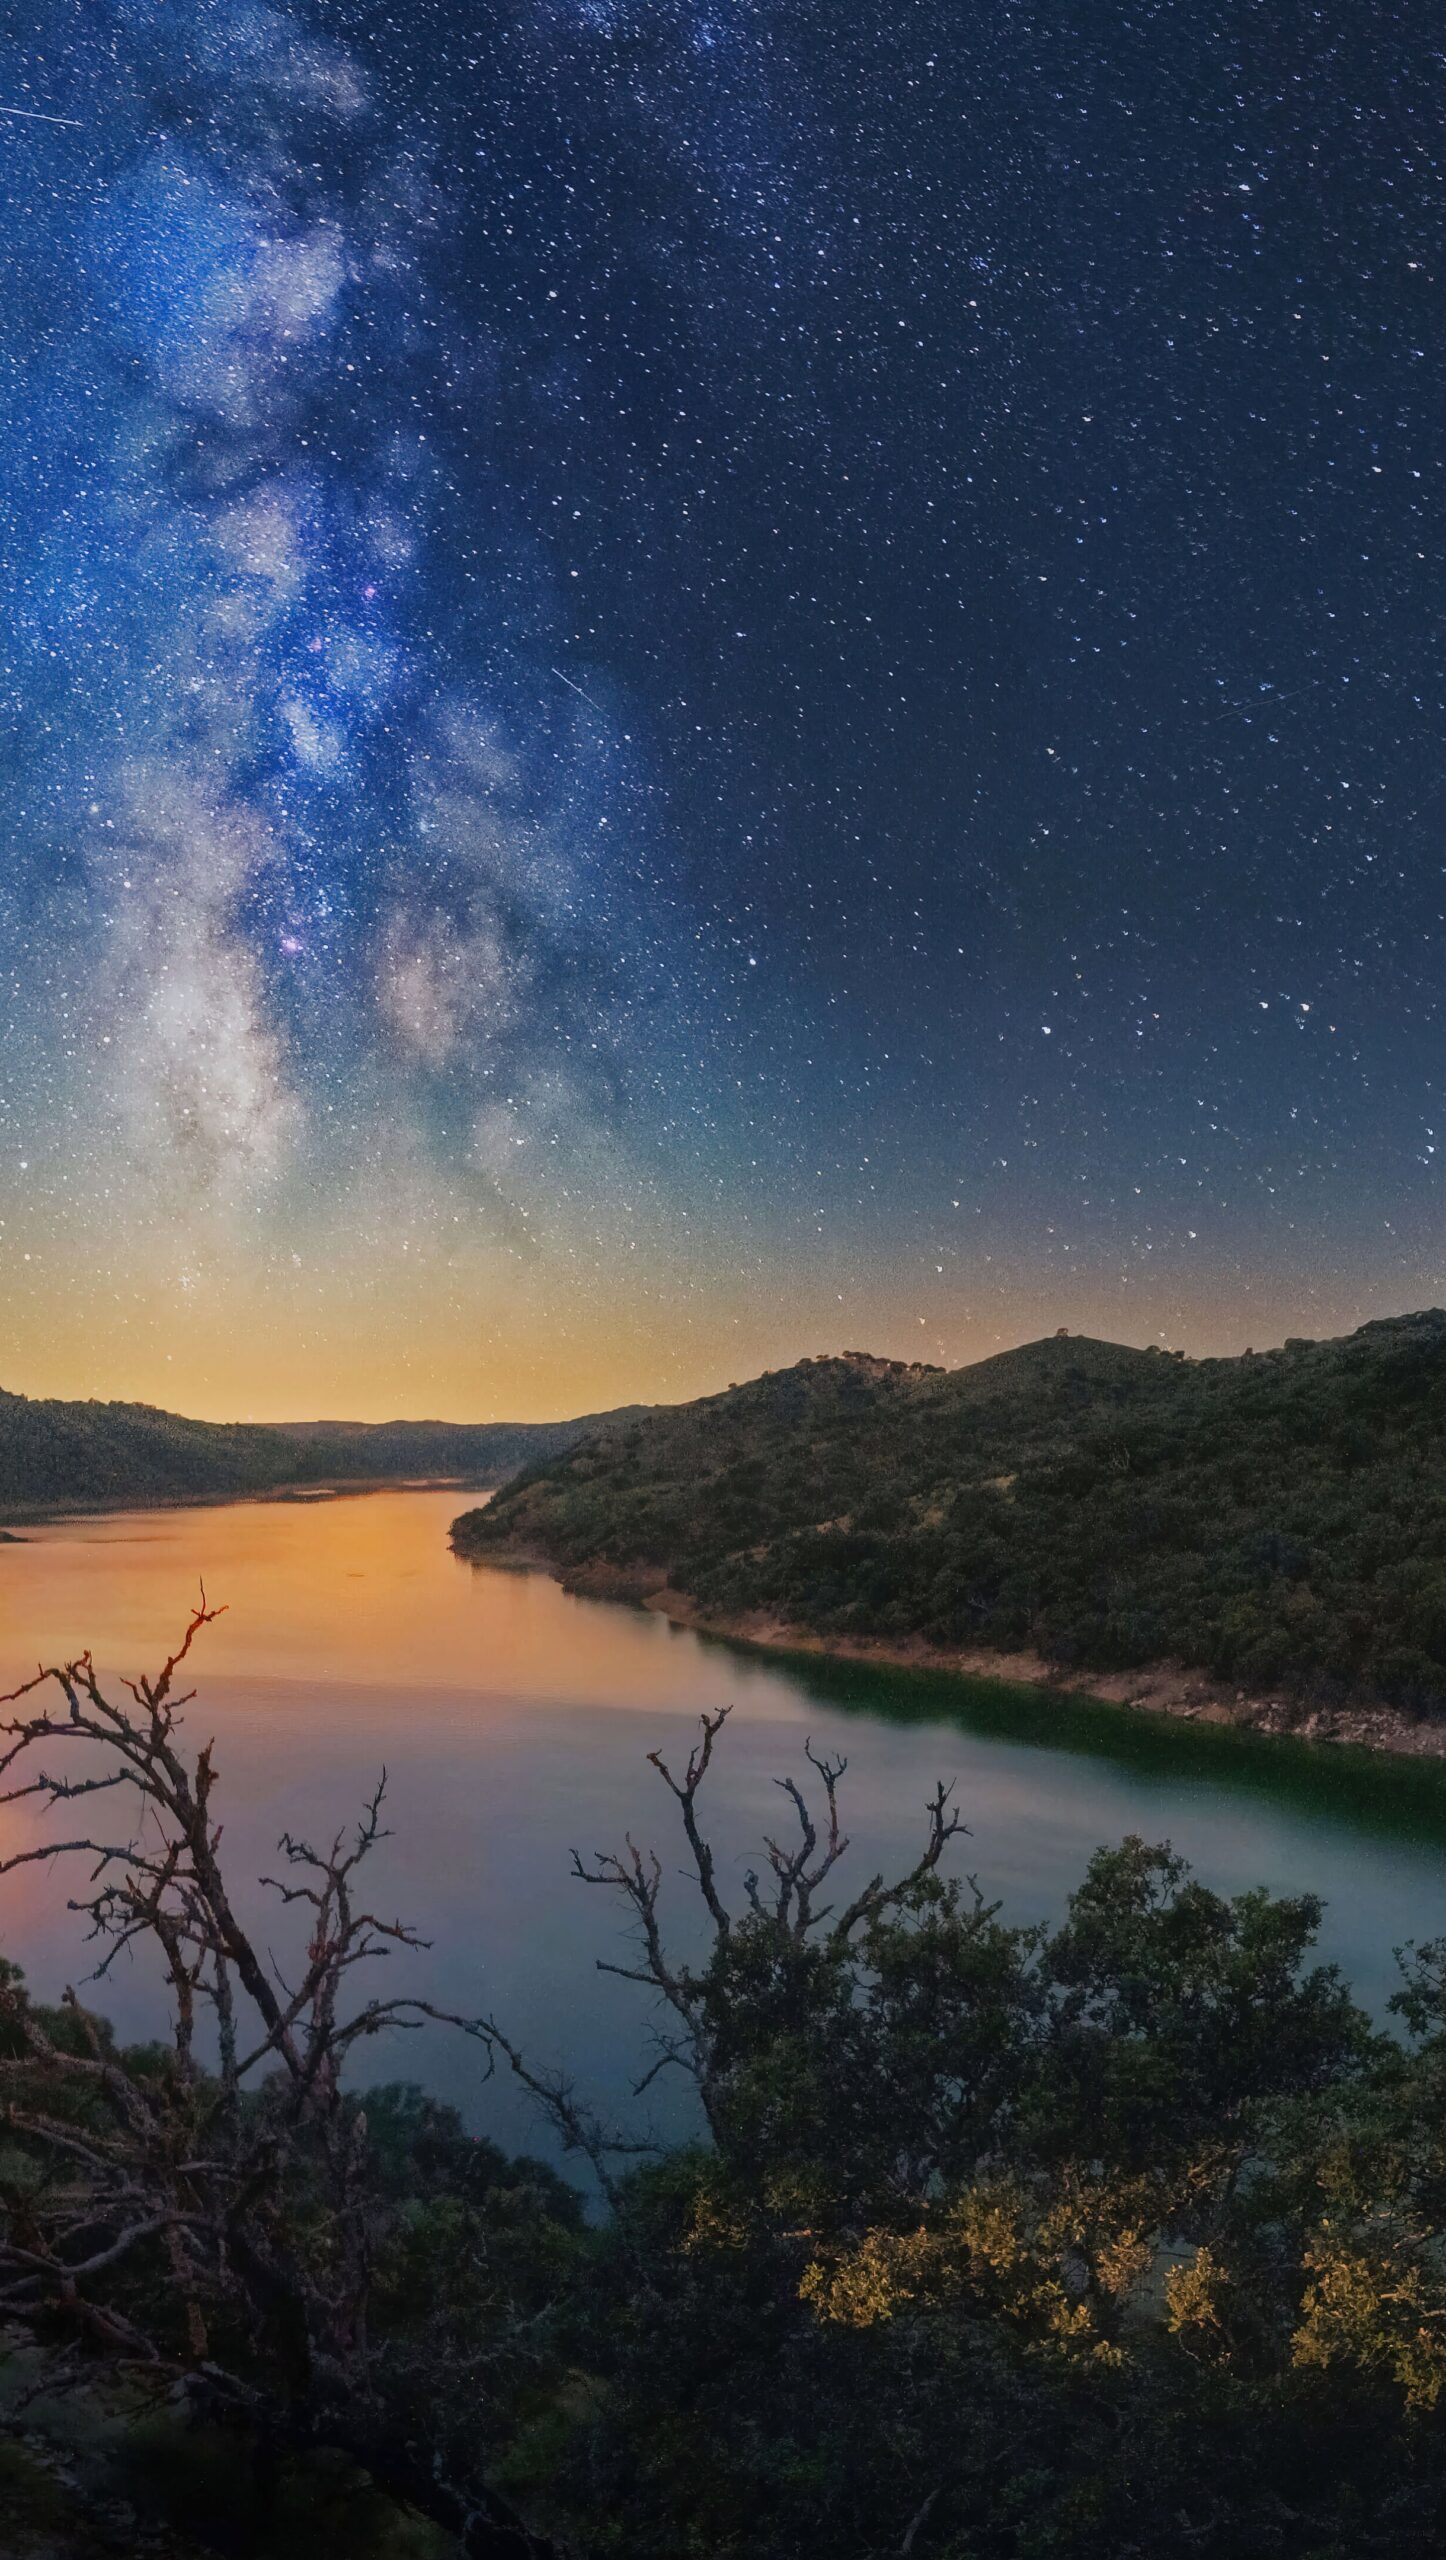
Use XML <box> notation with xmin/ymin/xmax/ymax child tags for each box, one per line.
<box><xmin>1</xmin><ymin>1488</ymin><xmax>1442</xmax><ymax>2161</ymax></box>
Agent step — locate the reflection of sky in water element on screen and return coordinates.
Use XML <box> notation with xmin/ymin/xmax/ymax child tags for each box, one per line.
<box><xmin>2</xmin><ymin>1490</ymin><xmax>1444</xmax><ymax>2169</ymax></box>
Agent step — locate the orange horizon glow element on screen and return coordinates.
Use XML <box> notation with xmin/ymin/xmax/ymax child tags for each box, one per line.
<box><xmin>2</xmin><ymin>1249</ymin><xmax>1440</xmax><ymax>1424</ymax></box>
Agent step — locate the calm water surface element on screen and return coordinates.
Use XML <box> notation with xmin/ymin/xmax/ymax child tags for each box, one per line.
<box><xmin>1</xmin><ymin>1488</ymin><xmax>1444</xmax><ymax>2162</ymax></box>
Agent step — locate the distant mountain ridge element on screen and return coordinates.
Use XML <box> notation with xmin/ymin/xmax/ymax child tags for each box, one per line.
<box><xmin>456</xmin><ymin>1312</ymin><xmax>1446</xmax><ymax>1732</ymax></box>
<box><xmin>0</xmin><ymin>1389</ymin><xmax>649</xmax><ymax>1519</ymax></box>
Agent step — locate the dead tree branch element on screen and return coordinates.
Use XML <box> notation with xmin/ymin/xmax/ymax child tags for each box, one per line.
<box><xmin>0</xmin><ymin>1606</ymin><xmax>560</xmax><ymax>2556</ymax></box>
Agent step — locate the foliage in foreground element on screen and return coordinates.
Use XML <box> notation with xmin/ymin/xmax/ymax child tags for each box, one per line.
<box><xmin>4</xmin><ymin>1624</ymin><xmax>1446</xmax><ymax>2553</ymax></box>
<box><xmin>458</xmin><ymin>1308</ymin><xmax>1446</xmax><ymax>1719</ymax></box>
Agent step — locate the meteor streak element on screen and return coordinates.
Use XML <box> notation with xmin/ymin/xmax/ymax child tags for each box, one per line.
<box><xmin>551</xmin><ymin>665</ymin><xmax>603</xmax><ymax>712</ymax></box>
<box><xmin>0</xmin><ymin>103</ymin><xmax>83</xmax><ymax>127</ymax></box>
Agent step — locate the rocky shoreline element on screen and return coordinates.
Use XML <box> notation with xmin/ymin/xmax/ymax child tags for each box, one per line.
<box><xmin>452</xmin><ymin>1530</ymin><xmax>1446</xmax><ymax>1762</ymax></box>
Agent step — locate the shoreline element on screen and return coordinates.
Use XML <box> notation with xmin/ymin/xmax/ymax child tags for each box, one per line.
<box><xmin>1</xmin><ymin>1476</ymin><xmax>492</xmax><ymax>1533</ymax></box>
<box><xmin>453</xmin><ymin>1534</ymin><xmax>1446</xmax><ymax>1762</ymax></box>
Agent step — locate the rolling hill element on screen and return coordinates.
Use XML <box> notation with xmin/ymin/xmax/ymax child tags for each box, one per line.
<box><xmin>455</xmin><ymin>1313</ymin><xmax>1446</xmax><ymax>1728</ymax></box>
<box><xmin>0</xmin><ymin>1390</ymin><xmax>647</xmax><ymax>1520</ymax></box>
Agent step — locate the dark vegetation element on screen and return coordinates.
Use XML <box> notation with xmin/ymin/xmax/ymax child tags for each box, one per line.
<box><xmin>457</xmin><ymin>1310</ymin><xmax>1446</xmax><ymax>1721</ymax></box>
<box><xmin>0</xmin><ymin>1388</ymin><xmax>648</xmax><ymax>1521</ymax></box>
<box><xmin>5</xmin><ymin>1617</ymin><xmax>1446</xmax><ymax>2553</ymax></box>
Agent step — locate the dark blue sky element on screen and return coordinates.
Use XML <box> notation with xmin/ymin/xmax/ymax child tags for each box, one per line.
<box><xmin>0</xmin><ymin>1</ymin><xmax>1442</xmax><ymax>1415</ymax></box>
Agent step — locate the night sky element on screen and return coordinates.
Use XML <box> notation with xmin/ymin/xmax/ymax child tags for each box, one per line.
<box><xmin>1</xmin><ymin>1</ymin><xmax>1443</xmax><ymax>1419</ymax></box>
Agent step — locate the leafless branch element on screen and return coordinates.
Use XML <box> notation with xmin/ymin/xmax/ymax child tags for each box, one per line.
<box><xmin>566</xmin><ymin>1711</ymin><xmax>966</xmax><ymax>2143</ymax></box>
<box><xmin>646</xmin><ymin>1706</ymin><xmax>733</xmax><ymax>1937</ymax></box>
<box><xmin>0</xmin><ymin>1606</ymin><xmax>557</xmax><ymax>2557</ymax></box>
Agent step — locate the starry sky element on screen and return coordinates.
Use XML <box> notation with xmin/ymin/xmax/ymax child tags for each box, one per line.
<box><xmin>1</xmin><ymin>0</ymin><xmax>1442</xmax><ymax>1421</ymax></box>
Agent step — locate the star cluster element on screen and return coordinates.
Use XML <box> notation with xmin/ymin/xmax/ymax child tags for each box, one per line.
<box><xmin>0</xmin><ymin>1</ymin><xmax>1441</xmax><ymax>1415</ymax></box>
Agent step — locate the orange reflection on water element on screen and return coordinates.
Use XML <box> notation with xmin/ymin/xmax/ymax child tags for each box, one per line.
<box><xmin>0</xmin><ymin>1486</ymin><xmax>782</xmax><ymax>1718</ymax></box>
<box><xmin>0</xmin><ymin>1487</ymin><xmax>811</xmax><ymax>2091</ymax></box>
<box><xmin>2</xmin><ymin>1485</ymin><xmax>1445</xmax><ymax>2124</ymax></box>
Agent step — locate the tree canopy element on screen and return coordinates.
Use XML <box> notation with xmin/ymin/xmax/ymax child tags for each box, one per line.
<box><xmin>459</xmin><ymin>1312</ymin><xmax>1446</xmax><ymax>1723</ymax></box>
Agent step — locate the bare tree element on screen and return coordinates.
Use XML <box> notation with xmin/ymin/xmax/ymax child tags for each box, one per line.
<box><xmin>570</xmin><ymin>1707</ymin><xmax>966</xmax><ymax>2132</ymax></box>
<box><xmin>0</xmin><ymin>1602</ymin><xmax>575</xmax><ymax>2555</ymax></box>
<box><xmin>0</xmin><ymin>1614</ymin><xmax>966</xmax><ymax>2552</ymax></box>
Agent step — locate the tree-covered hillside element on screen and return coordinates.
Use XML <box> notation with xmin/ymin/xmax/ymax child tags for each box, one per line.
<box><xmin>456</xmin><ymin>1312</ymin><xmax>1446</xmax><ymax>1720</ymax></box>
<box><xmin>0</xmin><ymin>1389</ymin><xmax>646</xmax><ymax>1518</ymax></box>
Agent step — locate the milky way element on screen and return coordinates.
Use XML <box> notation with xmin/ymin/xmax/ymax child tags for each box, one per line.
<box><xmin>1</xmin><ymin>2</ymin><xmax>1443</xmax><ymax>1415</ymax></box>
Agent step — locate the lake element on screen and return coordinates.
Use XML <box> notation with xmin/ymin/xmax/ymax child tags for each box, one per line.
<box><xmin>1</xmin><ymin>1487</ymin><xmax>1443</xmax><ymax>2166</ymax></box>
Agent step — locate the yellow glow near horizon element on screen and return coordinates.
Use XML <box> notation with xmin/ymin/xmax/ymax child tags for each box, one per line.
<box><xmin>1</xmin><ymin>1227</ymin><xmax>1431</xmax><ymax>1424</ymax></box>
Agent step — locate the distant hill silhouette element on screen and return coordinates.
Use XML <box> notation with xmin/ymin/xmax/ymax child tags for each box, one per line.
<box><xmin>0</xmin><ymin>1391</ymin><xmax>648</xmax><ymax>1519</ymax></box>
<box><xmin>456</xmin><ymin>1313</ymin><xmax>1446</xmax><ymax>1722</ymax></box>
